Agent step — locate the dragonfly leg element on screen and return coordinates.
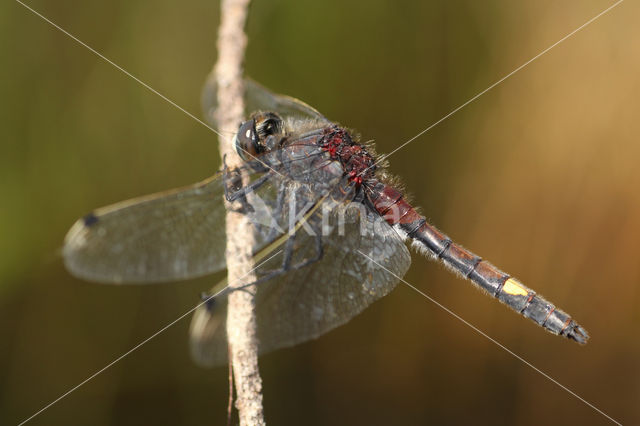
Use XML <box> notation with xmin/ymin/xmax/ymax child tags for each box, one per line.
<box><xmin>203</xmin><ymin>233</ymin><xmax>324</xmax><ymax>305</ymax></box>
<box><xmin>279</xmin><ymin>226</ymin><xmax>324</xmax><ymax>269</ymax></box>
<box><xmin>289</xmin><ymin>232</ymin><xmax>323</xmax><ymax>271</ymax></box>
<box><xmin>224</xmin><ymin>170</ymin><xmax>272</xmax><ymax>203</ymax></box>
<box><xmin>246</xmin><ymin>233</ymin><xmax>324</xmax><ymax>286</ymax></box>
<box><xmin>264</xmin><ymin>182</ymin><xmax>287</xmax><ymax>243</ymax></box>
<box><xmin>223</xmin><ymin>165</ymin><xmax>273</xmax><ymax>215</ymax></box>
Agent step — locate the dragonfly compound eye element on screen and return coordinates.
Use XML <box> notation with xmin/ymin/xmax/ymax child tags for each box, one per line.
<box><xmin>254</xmin><ymin>112</ymin><xmax>284</xmax><ymax>140</ymax></box>
<box><xmin>235</xmin><ymin>119</ymin><xmax>261</xmax><ymax>161</ymax></box>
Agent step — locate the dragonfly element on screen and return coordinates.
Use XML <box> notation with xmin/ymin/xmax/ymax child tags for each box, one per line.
<box><xmin>63</xmin><ymin>80</ymin><xmax>589</xmax><ymax>367</ymax></box>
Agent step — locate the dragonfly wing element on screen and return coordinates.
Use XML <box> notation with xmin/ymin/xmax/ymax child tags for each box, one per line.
<box><xmin>63</xmin><ymin>175</ymin><xmax>229</xmax><ymax>283</ymax></box>
<box><xmin>202</xmin><ymin>77</ymin><xmax>329</xmax><ymax>127</ymax></box>
<box><xmin>189</xmin><ymin>200</ymin><xmax>411</xmax><ymax>366</ymax></box>
<box><xmin>255</xmin><ymin>205</ymin><xmax>411</xmax><ymax>353</ymax></box>
<box><xmin>189</xmin><ymin>277</ymin><xmax>229</xmax><ymax>367</ymax></box>
<box><xmin>244</xmin><ymin>79</ymin><xmax>329</xmax><ymax>122</ymax></box>
<box><xmin>63</xmin><ymin>154</ymin><xmax>334</xmax><ymax>285</ymax></box>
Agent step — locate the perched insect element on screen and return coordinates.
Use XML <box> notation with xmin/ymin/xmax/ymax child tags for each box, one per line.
<box><xmin>63</xmin><ymin>80</ymin><xmax>588</xmax><ymax>366</ymax></box>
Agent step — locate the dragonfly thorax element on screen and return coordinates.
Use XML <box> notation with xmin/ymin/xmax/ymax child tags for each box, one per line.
<box><xmin>321</xmin><ymin>127</ymin><xmax>376</xmax><ymax>186</ymax></box>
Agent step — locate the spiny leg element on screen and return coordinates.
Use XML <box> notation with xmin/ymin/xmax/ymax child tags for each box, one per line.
<box><xmin>244</xmin><ymin>231</ymin><xmax>324</xmax><ymax>287</ymax></box>
<box><xmin>202</xmin><ymin>232</ymin><xmax>324</xmax><ymax>309</ymax></box>
<box><xmin>264</xmin><ymin>181</ymin><xmax>287</xmax><ymax>244</ymax></box>
<box><xmin>223</xmin><ymin>170</ymin><xmax>273</xmax><ymax>211</ymax></box>
<box><xmin>222</xmin><ymin>154</ymin><xmax>274</xmax><ymax>214</ymax></box>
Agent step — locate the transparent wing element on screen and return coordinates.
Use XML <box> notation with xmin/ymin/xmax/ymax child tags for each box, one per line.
<box><xmin>244</xmin><ymin>79</ymin><xmax>329</xmax><ymax>122</ymax></box>
<box><xmin>66</xmin><ymin>78</ymin><xmax>334</xmax><ymax>285</ymax></box>
<box><xmin>189</xmin><ymin>202</ymin><xmax>411</xmax><ymax>366</ymax></box>
<box><xmin>202</xmin><ymin>76</ymin><xmax>329</xmax><ymax>127</ymax></box>
<box><xmin>62</xmin><ymin>170</ymin><xmax>290</xmax><ymax>284</ymax></box>
<box><xmin>63</xmin><ymin>145</ymin><xmax>340</xmax><ymax>284</ymax></box>
<box><xmin>63</xmin><ymin>175</ymin><xmax>229</xmax><ymax>283</ymax></box>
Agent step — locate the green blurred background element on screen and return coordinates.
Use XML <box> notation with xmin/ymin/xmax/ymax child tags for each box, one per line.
<box><xmin>2</xmin><ymin>0</ymin><xmax>638</xmax><ymax>424</ymax></box>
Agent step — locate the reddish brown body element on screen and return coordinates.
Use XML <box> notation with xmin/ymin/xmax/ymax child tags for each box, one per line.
<box><xmin>366</xmin><ymin>180</ymin><xmax>586</xmax><ymax>343</ymax></box>
<box><xmin>317</xmin><ymin>123</ymin><xmax>586</xmax><ymax>343</ymax></box>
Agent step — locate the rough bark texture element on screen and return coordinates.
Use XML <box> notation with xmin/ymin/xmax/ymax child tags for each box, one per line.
<box><xmin>214</xmin><ymin>0</ymin><xmax>265</xmax><ymax>424</ymax></box>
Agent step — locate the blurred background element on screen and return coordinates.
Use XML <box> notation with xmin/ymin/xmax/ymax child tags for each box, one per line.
<box><xmin>1</xmin><ymin>0</ymin><xmax>638</xmax><ymax>424</ymax></box>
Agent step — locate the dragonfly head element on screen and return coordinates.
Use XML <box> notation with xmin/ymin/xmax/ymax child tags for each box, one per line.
<box><xmin>235</xmin><ymin>112</ymin><xmax>285</xmax><ymax>162</ymax></box>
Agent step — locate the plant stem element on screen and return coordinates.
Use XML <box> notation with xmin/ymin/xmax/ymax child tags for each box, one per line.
<box><xmin>214</xmin><ymin>0</ymin><xmax>265</xmax><ymax>424</ymax></box>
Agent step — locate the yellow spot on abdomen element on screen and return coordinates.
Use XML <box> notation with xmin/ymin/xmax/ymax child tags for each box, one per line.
<box><xmin>502</xmin><ymin>278</ymin><xmax>529</xmax><ymax>296</ymax></box>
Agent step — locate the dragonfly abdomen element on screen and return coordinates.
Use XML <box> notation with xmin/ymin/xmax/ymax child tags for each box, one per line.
<box><xmin>368</xmin><ymin>182</ymin><xmax>589</xmax><ymax>344</ymax></box>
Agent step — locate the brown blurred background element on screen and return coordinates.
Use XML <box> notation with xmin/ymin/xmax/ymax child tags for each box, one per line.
<box><xmin>1</xmin><ymin>0</ymin><xmax>638</xmax><ymax>424</ymax></box>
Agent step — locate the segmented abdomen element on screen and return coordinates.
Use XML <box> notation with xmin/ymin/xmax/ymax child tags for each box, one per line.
<box><xmin>368</xmin><ymin>182</ymin><xmax>588</xmax><ymax>343</ymax></box>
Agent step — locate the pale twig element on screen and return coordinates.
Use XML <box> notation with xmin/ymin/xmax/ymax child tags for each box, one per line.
<box><xmin>212</xmin><ymin>0</ymin><xmax>265</xmax><ymax>425</ymax></box>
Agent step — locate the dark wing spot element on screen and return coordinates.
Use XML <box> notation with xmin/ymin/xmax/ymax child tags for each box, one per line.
<box><xmin>83</xmin><ymin>212</ymin><xmax>99</xmax><ymax>227</ymax></box>
<box><xmin>200</xmin><ymin>292</ymin><xmax>217</xmax><ymax>312</ymax></box>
